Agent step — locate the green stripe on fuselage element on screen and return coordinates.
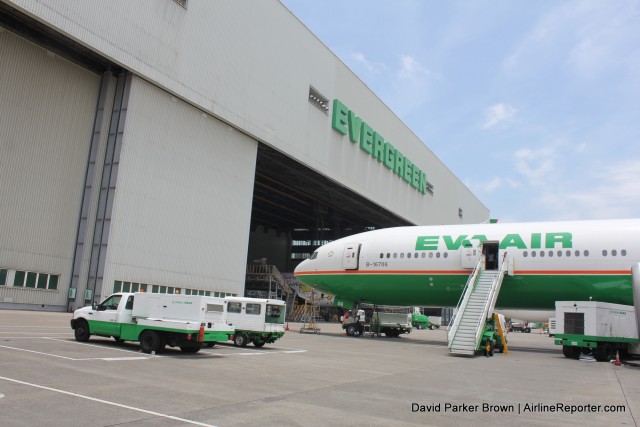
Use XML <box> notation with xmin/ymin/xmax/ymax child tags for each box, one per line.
<box><xmin>300</xmin><ymin>274</ymin><xmax>633</xmax><ymax>309</ymax></box>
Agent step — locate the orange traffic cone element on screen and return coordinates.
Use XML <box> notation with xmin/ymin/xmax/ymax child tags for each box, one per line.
<box><xmin>285</xmin><ymin>323</ymin><xmax>289</xmax><ymax>331</ymax></box>
<box><xmin>613</xmin><ymin>350</ymin><xmax>622</xmax><ymax>366</ymax></box>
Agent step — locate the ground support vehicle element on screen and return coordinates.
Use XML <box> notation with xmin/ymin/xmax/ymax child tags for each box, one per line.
<box><xmin>411</xmin><ymin>309</ymin><xmax>440</xmax><ymax>330</ymax></box>
<box><xmin>71</xmin><ymin>293</ymin><xmax>234</xmax><ymax>354</ymax></box>
<box><xmin>224</xmin><ymin>297</ymin><xmax>286</xmax><ymax>347</ymax></box>
<box><xmin>554</xmin><ymin>301</ymin><xmax>640</xmax><ymax>362</ymax></box>
<box><xmin>343</xmin><ymin>309</ymin><xmax>412</xmax><ymax>337</ymax></box>
<box><xmin>508</xmin><ymin>321</ymin><xmax>534</xmax><ymax>333</ymax></box>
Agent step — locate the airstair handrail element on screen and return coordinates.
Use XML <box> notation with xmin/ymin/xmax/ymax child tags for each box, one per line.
<box><xmin>472</xmin><ymin>252</ymin><xmax>508</xmax><ymax>349</ymax></box>
<box><xmin>447</xmin><ymin>254</ymin><xmax>483</xmax><ymax>346</ymax></box>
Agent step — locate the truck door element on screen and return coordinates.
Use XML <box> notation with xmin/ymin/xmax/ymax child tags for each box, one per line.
<box><xmin>92</xmin><ymin>294</ymin><xmax>123</xmax><ymax>336</ymax></box>
<box><xmin>343</xmin><ymin>243</ymin><xmax>361</xmax><ymax>270</ymax></box>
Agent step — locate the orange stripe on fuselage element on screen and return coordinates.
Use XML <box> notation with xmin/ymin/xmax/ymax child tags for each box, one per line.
<box><xmin>295</xmin><ymin>269</ymin><xmax>631</xmax><ymax>276</ymax></box>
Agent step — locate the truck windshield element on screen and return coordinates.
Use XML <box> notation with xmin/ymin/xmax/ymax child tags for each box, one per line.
<box><xmin>265</xmin><ymin>304</ymin><xmax>285</xmax><ymax>324</ymax></box>
<box><xmin>98</xmin><ymin>295</ymin><xmax>122</xmax><ymax>311</ymax></box>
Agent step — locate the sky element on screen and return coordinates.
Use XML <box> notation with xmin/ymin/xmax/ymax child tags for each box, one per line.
<box><xmin>280</xmin><ymin>0</ymin><xmax>640</xmax><ymax>223</ymax></box>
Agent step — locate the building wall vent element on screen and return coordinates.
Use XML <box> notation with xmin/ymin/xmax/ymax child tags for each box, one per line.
<box><xmin>308</xmin><ymin>87</ymin><xmax>329</xmax><ymax>114</ymax></box>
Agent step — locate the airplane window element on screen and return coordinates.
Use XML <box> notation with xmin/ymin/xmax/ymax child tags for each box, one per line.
<box><xmin>531</xmin><ymin>251</ymin><xmax>537</xmax><ymax>257</ymax></box>
<box><xmin>602</xmin><ymin>250</ymin><xmax>607</xmax><ymax>256</ymax></box>
<box><xmin>400</xmin><ymin>253</ymin><xmax>405</xmax><ymax>259</ymax></box>
<box><xmin>557</xmin><ymin>250</ymin><xmax>562</xmax><ymax>257</ymax></box>
<box><xmin>566</xmin><ymin>250</ymin><xmax>571</xmax><ymax>257</ymax></box>
<box><xmin>407</xmin><ymin>253</ymin><xmax>412</xmax><ymax>258</ymax></box>
<box><xmin>540</xmin><ymin>251</ymin><xmax>545</xmax><ymax>258</ymax></box>
<box><xmin>548</xmin><ymin>251</ymin><xmax>553</xmax><ymax>257</ymax></box>
<box><xmin>622</xmin><ymin>249</ymin><xmax>627</xmax><ymax>256</ymax></box>
<box><xmin>443</xmin><ymin>252</ymin><xmax>448</xmax><ymax>258</ymax></box>
<box><xmin>584</xmin><ymin>250</ymin><xmax>589</xmax><ymax>257</ymax></box>
<box><xmin>393</xmin><ymin>253</ymin><xmax>398</xmax><ymax>259</ymax></box>
<box><xmin>436</xmin><ymin>253</ymin><xmax>441</xmax><ymax>258</ymax></box>
<box><xmin>421</xmin><ymin>253</ymin><xmax>426</xmax><ymax>258</ymax></box>
<box><xmin>429</xmin><ymin>253</ymin><xmax>434</xmax><ymax>259</ymax></box>
<box><xmin>415</xmin><ymin>252</ymin><xmax>419</xmax><ymax>258</ymax></box>
<box><xmin>310</xmin><ymin>252</ymin><xmax>318</xmax><ymax>260</ymax></box>
<box><xmin>386</xmin><ymin>253</ymin><xmax>391</xmax><ymax>258</ymax></box>
<box><xmin>575</xmin><ymin>250</ymin><xmax>580</xmax><ymax>257</ymax></box>
<box><xmin>612</xmin><ymin>250</ymin><xmax>617</xmax><ymax>256</ymax></box>
<box><xmin>379</xmin><ymin>253</ymin><xmax>384</xmax><ymax>259</ymax></box>
<box><xmin>523</xmin><ymin>251</ymin><xmax>528</xmax><ymax>257</ymax></box>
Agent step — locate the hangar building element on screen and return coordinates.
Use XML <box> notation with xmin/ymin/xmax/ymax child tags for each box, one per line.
<box><xmin>0</xmin><ymin>0</ymin><xmax>489</xmax><ymax>312</ymax></box>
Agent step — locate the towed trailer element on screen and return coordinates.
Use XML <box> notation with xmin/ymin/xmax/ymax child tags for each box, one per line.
<box><xmin>554</xmin><ymin>301</ymin><xmax>640</xmax><ymax>362</ymax></box>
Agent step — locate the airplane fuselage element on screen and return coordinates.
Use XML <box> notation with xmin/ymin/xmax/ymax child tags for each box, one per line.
<box><xmin>294</xmin><ymin>219</ymin><xmax>640</xmax><ymax>310</ymax></box>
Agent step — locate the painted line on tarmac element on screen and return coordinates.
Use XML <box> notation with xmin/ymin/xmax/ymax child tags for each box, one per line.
<box><xmin>0</xmin><ymin>376</ymin><xmax>217</xmax><ymax>427</ymax></box>
<box><xmin>0</xmin><ymin>343</ymin><xmax>150</xmax><ymax>361</ymax></box>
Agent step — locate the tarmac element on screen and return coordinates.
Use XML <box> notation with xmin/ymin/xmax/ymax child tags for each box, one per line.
<box><xmin>0</xmin><ymin>310</ymin><xmax>639</xmax><ymax>426</ymax></box>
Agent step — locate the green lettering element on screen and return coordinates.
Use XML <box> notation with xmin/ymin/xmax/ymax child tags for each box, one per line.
<box><xmin>416</xmin><ymin>236</ymin><xmax>439</xmax><ymax>250</ymax></box>
<box><xmin>500</xmin><ymin>234</ymin><xmax>527</xmax><ymax>249</ymax></box>
<box><xmin>403</xmin><ymin>158</ymin><xmax>413</xmax><ymax>183</ymax></box>
<box><xmin>412</xmin><ymin>167</ymin><xmax>420</xmax><ymax>189</ymax></box>
<box><xmin>530</xmin><ymin>233</ymin><xmax>542</xmax><ymax>249</ymax></box>
<box><xmin>360</xmin><ymin>122</ymin><xmax>374</xmax><ymax>154</ymax></box>
<box><xmin>394</xmin><ymin>150</ymin><xmax>405</xmax><ymax>176</ymax></box>
<box><xmin>347</xmin><ymin>110</ymin><xmax>363</xmax><ymax>144</ymax></box>
<box><xmin>331</xmin><ymin>99</ymin><xmax>349</xmax><ymax>135</ymax></box>
<box><xmin>372</xmin><ymin>132</ymin><xmax>385</xmax><ymax>162</ymax></box>
<box><xmin>419</xmin><ymin>171</ymin><xmax>427</xmax><ymax>194</ymax></box>
<box><xmin>384</xmin><ymin>142</ymin><xmax>395</xmax><ymax>169</ymax></box>
<box><xmin>546</xmin><ymin>232</ymin><xmax>573</xmax><ymax>248</ymax></box>
<box><xmin>443</xmin><ymin>235</ymin><xmax>469</xmax><ymax>250</ymax></box>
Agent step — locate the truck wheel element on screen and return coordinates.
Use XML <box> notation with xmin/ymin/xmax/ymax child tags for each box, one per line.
<box><xmin>524</xmin><ymin>328</ymin><xmax>531</xmax><ymax>333</ymax></box>
<box><xmin>180</xmin><ymin>345</ymin><xmax>201</xmax><ymax>353</ymax></box>
<box><xmin>385</xmin><ymin>329</ymin><xmax>399</xmax><ymax>338</ymax></box>
<box><xmin>139</xmin><ymin>330</ymin><xmax>163</xmax><ymax>354</ymax></box>
<box><xmin>429</xmin><ymin>324</ymin><xmax>435</xmax><ymax>330</ymax></box>
<box><xmin>346</xmin><ymin>325</ymin><xmax>358</xmax><ymax>337</ymax></box>
<box><xmin>594</xmin><ymin>343</ymin><xmax>613</xmax><ymax>362</ymax></box>
<box><xmin>253</xmin><ymin>341</ymin><xmax>266</xmax><ymax>348</ymax></box>
<box><xmin>74</xmin><ymin>319</ymin><xmax>90</xmax><ymax>342</ymax></box>
<box><xmin>234</xmin><ymin>333</ymin><xmax>248</xmax><ymax>347</ymax></box>
<box><xmin>416</xmin><ymin>323</ymin><xmax>423</xmax><ymax>330</ymax></box>
<box><xmin>562</xmin><ymin>345</ymin><xmax>581</xmax><ymax>359</ymax></box>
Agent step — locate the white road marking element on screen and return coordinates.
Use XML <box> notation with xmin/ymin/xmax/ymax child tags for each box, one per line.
<box><xmin>0</xmin><ymin>344</ymin><xmax>150</xmax><ymax>361</ymax></box>
<box><xmin>0</xmin><ymin>376</ymin><xmax>217</xmax><ymax>427</ymax></box>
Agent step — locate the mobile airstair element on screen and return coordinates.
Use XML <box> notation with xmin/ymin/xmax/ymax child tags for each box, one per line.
<box><xmin>448</xmin><ymin>253</ymin><xmax>508</xmax><ymax>355</ymax></box>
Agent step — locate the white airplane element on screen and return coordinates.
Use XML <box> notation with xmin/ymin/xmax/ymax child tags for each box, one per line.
<box><xmin>294</xmin><ymin>219</ymin><xmax>640</xmax><ymax>321</ymax></box>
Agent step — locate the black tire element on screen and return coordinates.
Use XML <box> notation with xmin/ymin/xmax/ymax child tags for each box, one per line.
<box><xmin>385</xmin><ymin>329</ymin><xmax>399</xmax><ymax>338</ymax></box>
<box><xmin>416</xmin><ymin>323</ymin><xmax>423</xmax><ymax>330</ymax></box>
<box><xmin>524</xmin><ymin>328</ymin><xmax>531</xmax><ymax>333</ymax></box>
<box><xmin>206</xmin><ymin>342</ymin><xmax>216</xmax><ymax>348</ymax></box>
<box><xmin>180</xmin><ymin>345</ymin><xmax>201</xmax><ymax>353</ymax></box>
<box><xmin>139</xmin><ymin>330</ymin><xmax>164</xmax><ymax>354</ymax></box>
<box><xmin>594</xmin><ymin>343</ymin><xmax>613</xmax><ymax>362</ymax></box>
<box><xmin>234</xmin><ymin>333</ymin><xmax>248</xmax><ymax>347</ymax></box>
<box><xmin>113</xmin><ymin>337</ymin><xmax>125</xmax><ymax>343</ymax></box>
<box><xmin>429</xmin><ymin>324</ymin><xmax>435</xmax><ymax>330</ymax></box>
<box><xmin>253</xmin><ymin>341</ymin><xmax>266</xmax><ymax>348</ymax></box>
<box><xmin>74</xmin><ymin>319</ymin><xmax>90</xmax><ymax>342</ymax></box>
<box><xmin>562</xmin><ymin>345</ymin><xmax>581</xmax><ymax>359</ymax></box>
<box><xmin>346</xmin><ymin>325</ymin><xmax>358</xmax><ymax>337</ymax></box>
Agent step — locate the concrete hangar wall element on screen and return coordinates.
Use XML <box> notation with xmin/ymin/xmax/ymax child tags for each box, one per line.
<box><xmin>0</xmin><ymin>0</ymin><xmax>488</xmax><ymax>312</ymax></box>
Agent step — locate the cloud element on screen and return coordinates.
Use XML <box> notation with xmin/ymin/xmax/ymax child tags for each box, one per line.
<box><xmin>513</xmin><ymin>146</ymin><xmax>556</xmax><ymax>183</ymax></box>
<box><xmin>396</xmin><ymin>54</ymin><xmax>431</xmax><ymax>81</ymax></box>
<box><xmin>351</xmin><ymin>51</ymin><xmax>387</xmax><ymax>75</ymax></box>
<box><xmin>482</xmin><ymin>103</ymin><xmax>517</xmax><ymax>129</ymax></box>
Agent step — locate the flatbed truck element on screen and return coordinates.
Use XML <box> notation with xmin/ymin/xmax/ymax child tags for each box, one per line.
<box><xmin>71</xmin><ymin>292</ymin><xmax>234</xmax><ymax>354</ymax></box>
<box><xmin>343</xmin><ymin>309</ymin><xmax>412</xmax><ymax>337</ymax></box>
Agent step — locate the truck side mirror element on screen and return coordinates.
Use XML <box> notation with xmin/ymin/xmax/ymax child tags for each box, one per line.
<box><xmin>92</xmin><ymin>302</ymin><xmax>97</xmax><ymax>310</ymax></box>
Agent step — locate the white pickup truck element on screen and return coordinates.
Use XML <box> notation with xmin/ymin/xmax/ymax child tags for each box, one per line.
<box><xmin>70</xmin><ymin>292</ymin><xmax>234</xmax><ymax>353</ymax></box>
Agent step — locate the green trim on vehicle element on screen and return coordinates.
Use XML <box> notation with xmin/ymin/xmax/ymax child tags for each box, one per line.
<box><xmin>86</xmin><ymin>320</ymin><xmax>231</xmax><ymax>342</ymax></box>
<box><xmin>554</xmin><ymin>334</ymin><xmax>640</xmax><ymax>347</ymax></box>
